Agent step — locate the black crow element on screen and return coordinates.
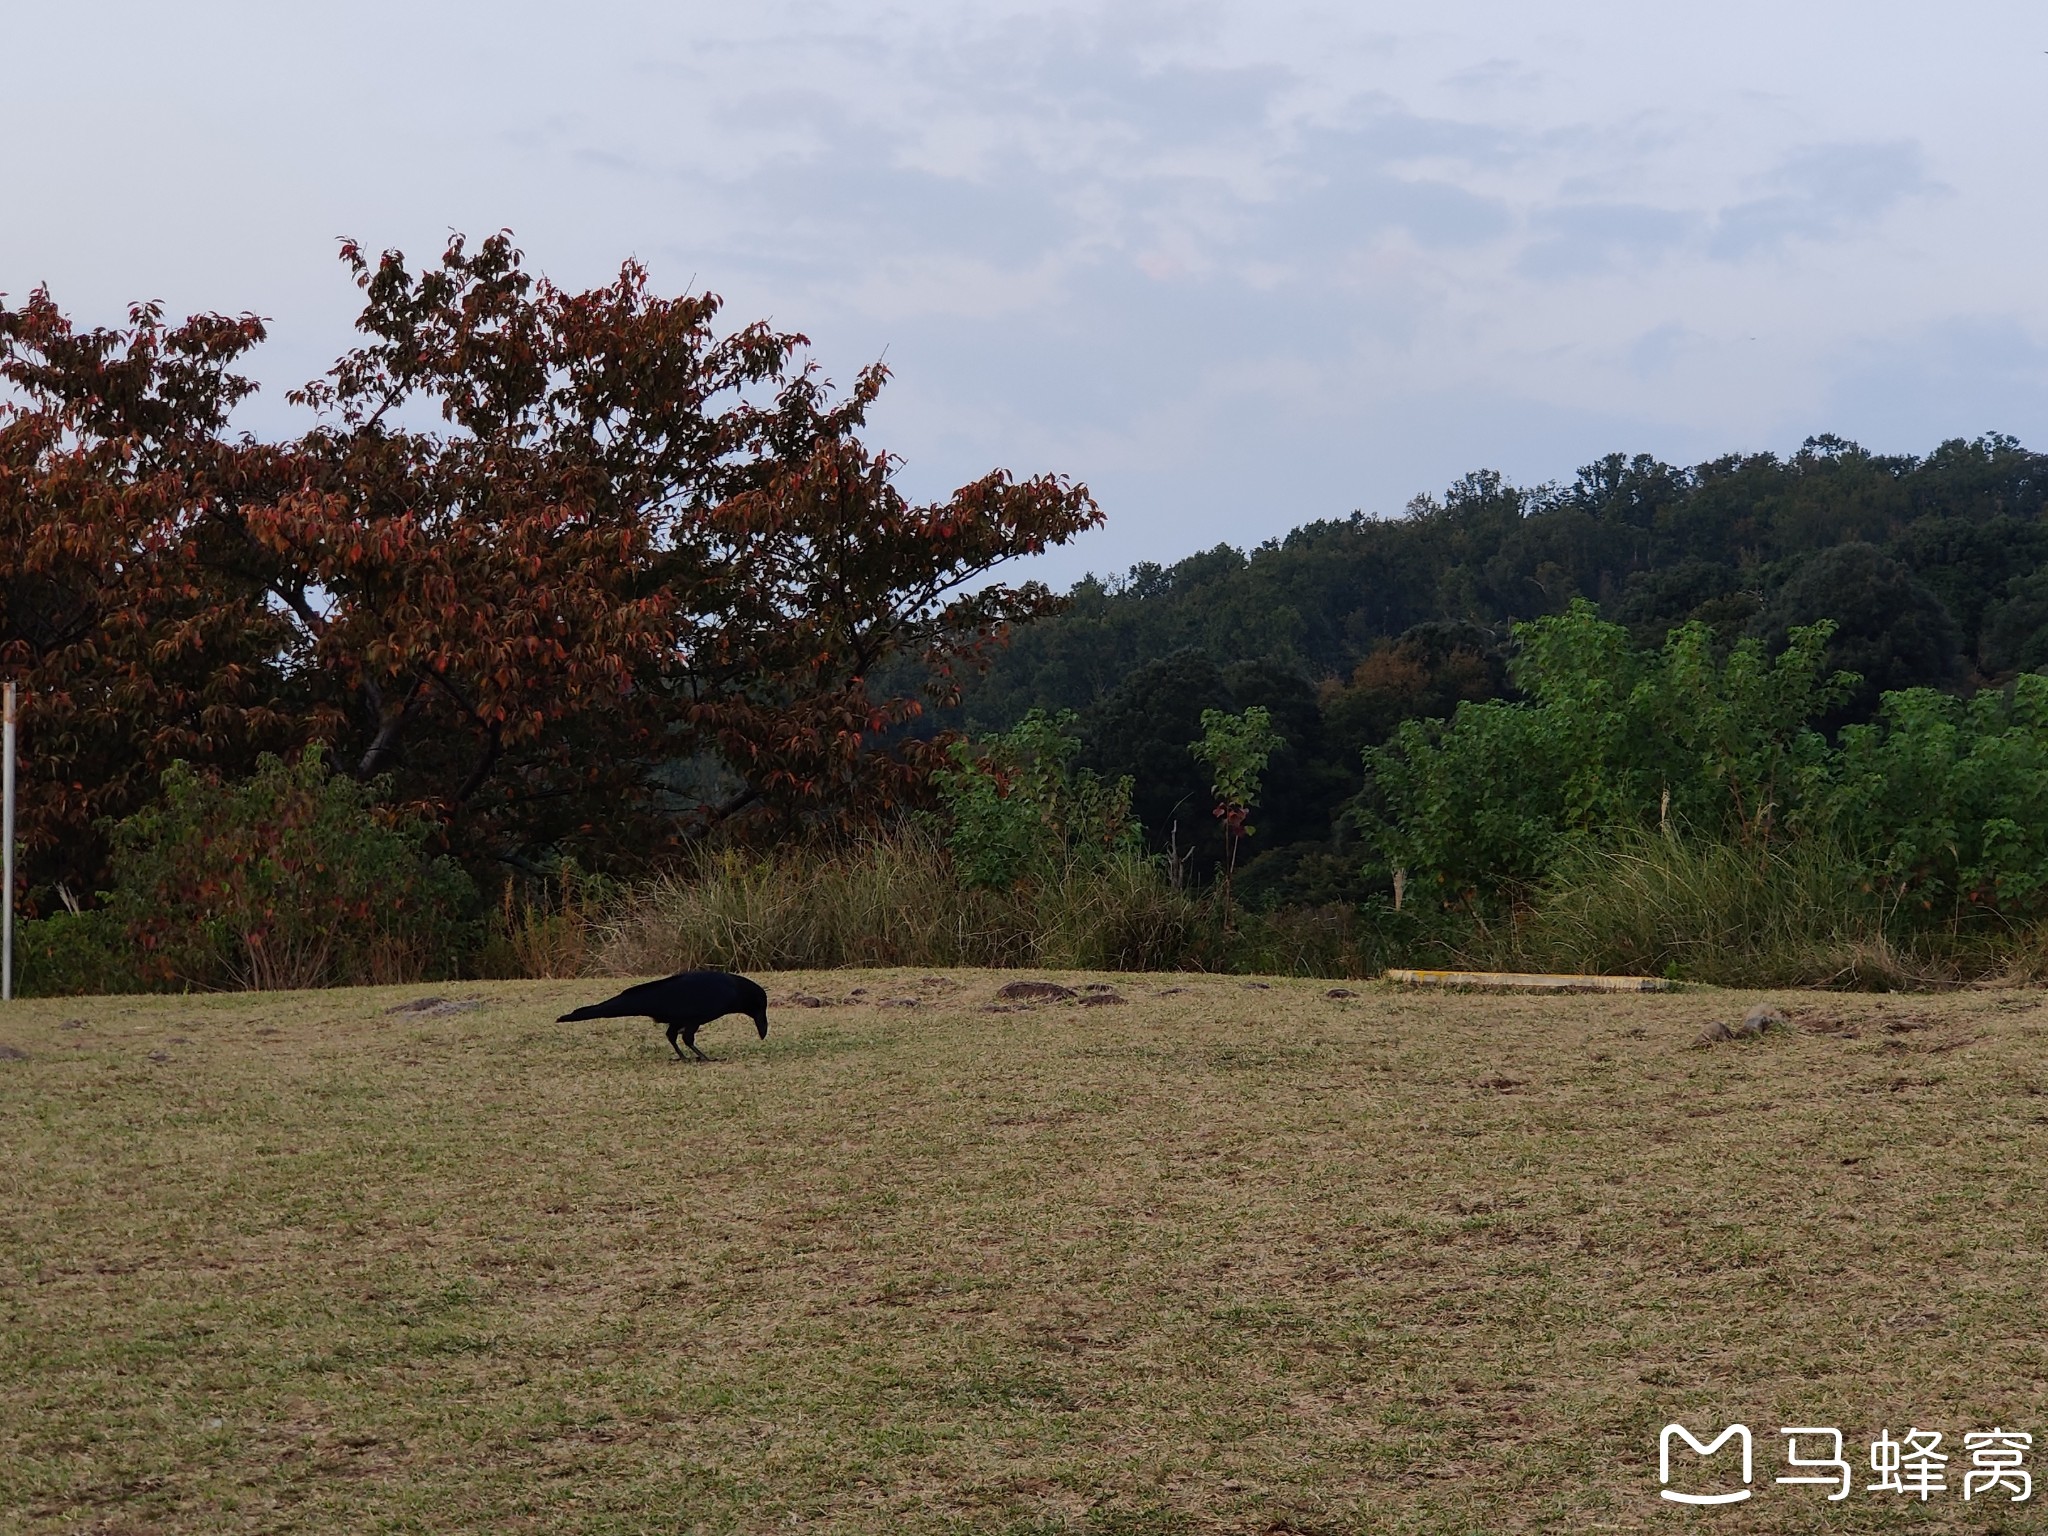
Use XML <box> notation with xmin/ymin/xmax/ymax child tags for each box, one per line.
<box><xmin>556</xmin><ymin>970</ymin><xmax>769</xmax><ymax>1061</ymax></box>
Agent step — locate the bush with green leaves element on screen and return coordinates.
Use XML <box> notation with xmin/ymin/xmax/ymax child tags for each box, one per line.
<box><xmin>105</xmin><ymin>748</ymin><xmax>476</xmax><ymax>990</ymax></box>
<box><xmin>931</xmin><ymin>709</ymin><xmax>1140</xmax><ymax>890</ymax></box>
<box><xmin>1189</xmin><ymin>704</ymin><xmax>1284</xmax><ymax>922</ymax></box>
<box><xmin>1825</xmin><ymin>676</ymin><xmax>2048</xmax><ymax>918</ymax></box>
<box><xmin>1190</xmin><ymin>706</ymin><xmax>1283</xmax><ymax>824</ymax></box>
<box><xmin>14</xmin><ymin>908</ymin><xmax>135</xmax><ymax>997</ymax></box>
<box><xmin>1355</xmin><ymin>601</ymin><xmax>1852</xmax><ymax>906</ymax></box>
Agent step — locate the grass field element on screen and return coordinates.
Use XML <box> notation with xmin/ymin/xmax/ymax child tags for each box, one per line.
<box><xmin>5</xmin><ymin>972</ymin><xmax>2048</xmax><ymax>1533</ymax></box>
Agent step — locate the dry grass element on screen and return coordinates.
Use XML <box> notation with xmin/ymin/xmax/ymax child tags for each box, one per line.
<box><xmin>4</xmin><ymin>975</ymin><xmax>2048</xmax><ymax>1533</ymax></box>
<box><xmin>594</xmin><ymin>840</ymin><xmax>1201</xmax><ymax>975</ymax></box>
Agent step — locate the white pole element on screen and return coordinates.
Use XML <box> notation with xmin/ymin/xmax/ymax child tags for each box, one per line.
<box><xmin>3</xmin><ymin>681</ymin><xmax>14</xmax><ymax>1002</ymax></box>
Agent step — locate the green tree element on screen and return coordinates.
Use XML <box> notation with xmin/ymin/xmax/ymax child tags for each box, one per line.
<box><xmin>1190</xmin><ymin>705</ymin><xmax>1284</xmax><ymax>924</ymax></box>
<box><xmin>1354</xmin><ymin>601</ymin><xmax>1854</xmax><ymax>907</ymax></box>
<box><xmin>1825</xmin><ymin>677</ymin><xmax>2048</xmax><ymax>918</ymax></box>
<box><xmin>1752</xmin><ymin>544</ymin><xmax>1963</xmax><ymax>728</ymax></box>
<box><xmin>932</xmin><ymin>709</ymin><xmax>1138</xmax><ymax>890</ymax></box>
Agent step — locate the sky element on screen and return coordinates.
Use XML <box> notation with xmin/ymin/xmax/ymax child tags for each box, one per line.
<box><xmin>5</xmin><ymin>0</ymin><xmax>2046</xmax><ymax>585</ymax></box>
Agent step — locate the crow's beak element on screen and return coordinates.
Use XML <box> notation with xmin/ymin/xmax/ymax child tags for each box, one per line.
<box><xmin>755</xmin><ymin>1014</ymin><xmax>770</xmax><ymax>1039</ymax></box>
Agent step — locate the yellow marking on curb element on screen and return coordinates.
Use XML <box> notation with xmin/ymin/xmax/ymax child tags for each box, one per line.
<box><xmin>1385</xmin><ymin>968</ymin><xmax>1676</xmax><ymax>992</ymax></box>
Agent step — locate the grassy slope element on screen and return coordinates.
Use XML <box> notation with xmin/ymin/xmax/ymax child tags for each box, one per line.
<box><xmin>3</xmin><ymin>973</ymin><xmax>2046</xmax><ymax>1534</ymax></box>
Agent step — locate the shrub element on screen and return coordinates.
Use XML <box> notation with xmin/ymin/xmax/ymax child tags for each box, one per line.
<box><xmin>105</xmin><ymin>749</ymin><xmax>476</xmax><ymax>990</ymax></box>
<box><xmin>1355</xmin><ymin>603</ymin><xmax>1854</xmax><ymax>907</ymax></box>
<box><xmin>14</xmin><ymin>909</ymin><xmax>135</xmax><ymax>997</ymax></box>
<box><xmin>1190</xmin><ymin>704</ymin><xmax>1284</xmax><ymax>923</ymax></box>
<box><xmin>1824</xmin><ymin>676</ymin><xmax>2048</xmax><ymax>919</ymax></box>
<box><xmin>932</xmin><ymin>709</ymin><xmax>1140</xmax><ymax>890</ymax></box>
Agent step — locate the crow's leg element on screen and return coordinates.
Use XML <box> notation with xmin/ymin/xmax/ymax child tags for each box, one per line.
<box><xmin>667</xmin><ymin>1024</ymin><xmax>687</xmax><ymax>1060</ymax></box>
<box><xmin>685</xmin><ymin>1036</ymin><xmax>710</xmax><ymax>1062</ymax></box>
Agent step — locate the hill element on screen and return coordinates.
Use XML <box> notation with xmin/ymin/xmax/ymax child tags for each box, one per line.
<box><xmin>934</xmin><ymin>434</ymin><xmax>2048</xmax><ymax>898</ymax></box>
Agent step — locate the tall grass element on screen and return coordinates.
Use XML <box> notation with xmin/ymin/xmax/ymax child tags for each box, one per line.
<box><xmin>592</xmin><ymin>830</ymin><xmax>1205</xmax><ymax>976</ymax></box>
<box><xmin>1481</xmin><ymin>829</ymin><xmax>2028</xmax><ymax>988</ymax></box>
<box><xmin>585</xmin><ymin>826</ymin><xmax>2036</xmax><ymax>988</ymax></box>
<box><xmin>39</xmin><ymin>821</ymin><xmax>2048</xmax><ymax>991</ymax></box>
<box><xmin>472</xmin><ymin>864</ymin><xmax>613</xmax><ymax>980</ymax></box>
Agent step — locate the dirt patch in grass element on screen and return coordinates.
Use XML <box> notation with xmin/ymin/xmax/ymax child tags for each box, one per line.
<box><xmin>3</xmin><ymin>975</ymin><xmax>2046</xmax><ymax>1532</ymax></box>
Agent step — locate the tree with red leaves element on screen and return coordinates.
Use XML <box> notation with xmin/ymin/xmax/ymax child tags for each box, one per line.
<box><xmin>0</xmin><ymin>233</ymin><xmax>1099</xmax><ymax>911</ymax></box>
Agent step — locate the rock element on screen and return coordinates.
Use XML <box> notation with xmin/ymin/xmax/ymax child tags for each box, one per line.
<box><xmin>1797</xmin><ymin>1013</ymin><xmax>1862</xmax><ymax>1038</ymax></box>
<box><xmin>59</xmin><ymin>1018</ymin><xmax>86</xmax><ymax>1030</ymax></box>
<box><xmin>1156</xmin><ymin>986</ymin><xmax>1188</xmax><ymax>996</ymax></box>
<box><xmin>1325</xmin><ymin>987</ymin><xmax>1359</xmax><ymax>999</ymax></box>
<box><xmin>1240</xmin><ymin>981</ymin><xmax>1273</xmax><ymax>990</ymax></box>
<box><xmin>997</xmin><ymin>980</ymin><xmax>1078</xmax><ymax>1002</ymax></box>
<box><xmin>784</xmin><ymin>993</ymin><xmax>828</xmax><ymax>1008</ymax></box>
<box><xmin>977</xmin><ymin>1002</ymin><xmax>1028</xmax><ymax>1014</ymax></box>
<box><xmin>1742</xmin><ymin>1004</ymin><xmax>1788</xmax><ymax>1035</ymax></box>
<box><xmin>1077</xmin><ymin>992</ymin><xmax>1126</xmax><ymax>1007</ymax></box>
<box><xmin>876</xmin><ymin>997</ymin><xmax>920</xmax><ymax>1009</ymax></box>
<box><xmin>0</xmin><ymin>1044</ymin><xmax>28</xmax><ymax>1061</ymax></box>
<box><xmin>1473</xmin><ymin>1075</ymin><xmax>1526</xmax><ymax>1092</ymax></box>
<box><xmin>1693</xmin><ymin>1021</ymin><xmax>1735</xmax><ymax>1046</ymax></box>
<box><xmin>384</xmin><ymin>996</ymin><xmax>480</xmax><ymax>1017</ymax></box>
<box><xmin>147</xmin><ymin>1049</ymin><xmax>171</xmax><ymax>1063</ymax></box>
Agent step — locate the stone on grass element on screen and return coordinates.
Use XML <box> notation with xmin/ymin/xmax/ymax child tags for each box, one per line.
<box><xmin>385</xmin><ymin>996</ymin><xmax>482</xmax><ymax>1017</ymax></box>
<box><xmin>997</xmin><ymin>980</ymin><xmax>1077</xmax><ymax>1002</ymax></box>
<box><xmin>1741</xmin><ymin>1004</ymin><xmax>1788</xmax><ymax>1036</ymax></box>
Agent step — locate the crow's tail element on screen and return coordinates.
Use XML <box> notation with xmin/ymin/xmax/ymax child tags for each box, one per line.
<box><xmin>556</xmin><ymin>998</ymin><xmax>634</xmax><ymax>1023</ymax></box>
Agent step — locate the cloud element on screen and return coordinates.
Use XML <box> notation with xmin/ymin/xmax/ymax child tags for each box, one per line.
<box><xmin>1819</xmin><ymin>316</ymin><xmax>2048</xmax><ymax>450</ymax></box>
<box><xmin>1709</xmin><ymin>140</ymin><xmax>1940</xmax><ymax>259</ymax></box>
<box><xmin>1627</xmin><ymin>321</ymin><xmax>1707</xmax><ymax>378</ymax></box>
<box><xmin>1272</xmin><ymin>120</ymin><xmax>1517</xmax><ymax>255</ymax></box>
<box><xmin>1440</xmin><ymin>56</ymin><xmax>1544</xmax><ymax>95</ymax></box>
<box><xmin>7</xmin><ymin>0</ymin><xmax>2044</xmax><ymax>592</ymax></box>
<box><xmin>1519</xmin><ymin>202</ymin><xmax>1698</xmax><ymax>279</ymax></box>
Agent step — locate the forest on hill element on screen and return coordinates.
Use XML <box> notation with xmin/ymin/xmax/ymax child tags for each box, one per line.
<box><xmin>938</xmin><ymin>432</ymin><xmax>2048</xmax><ymax>908</ymax></box>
